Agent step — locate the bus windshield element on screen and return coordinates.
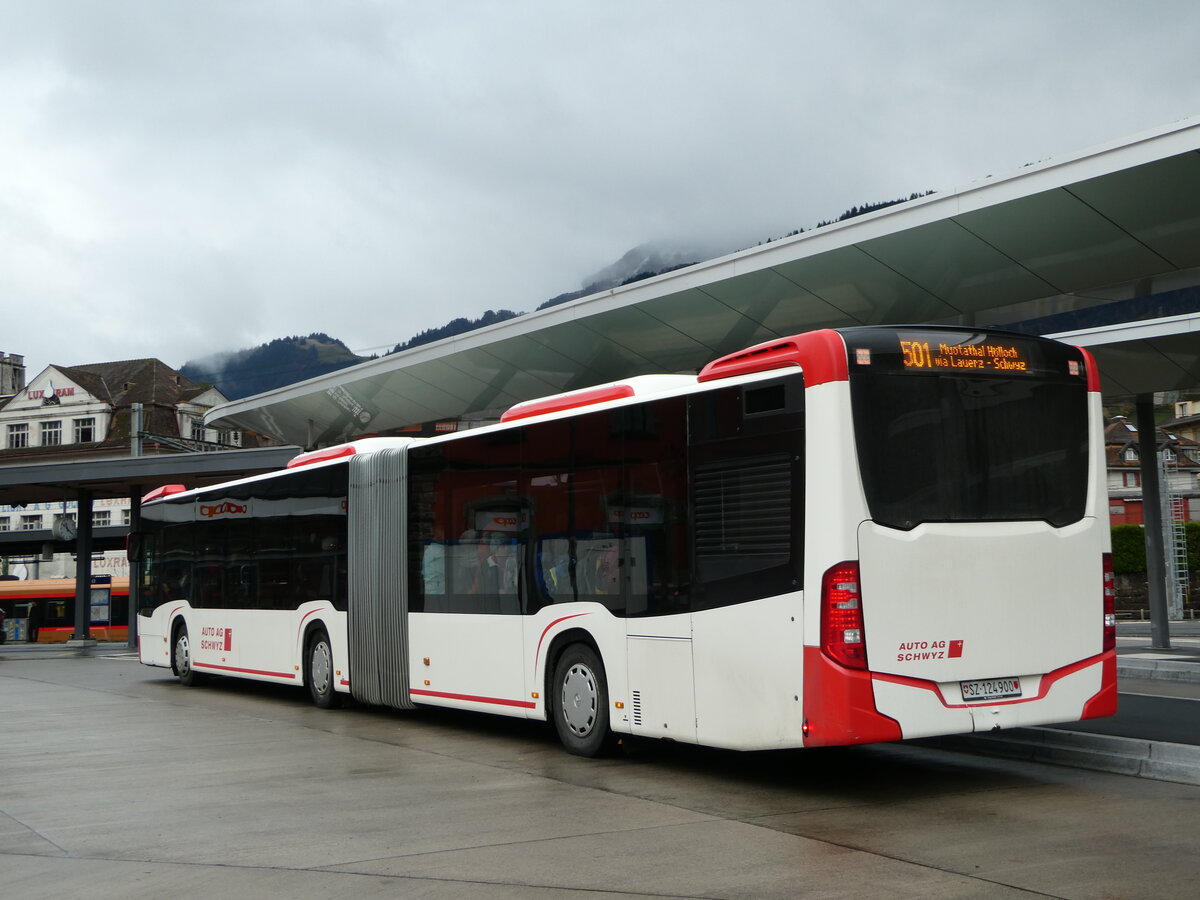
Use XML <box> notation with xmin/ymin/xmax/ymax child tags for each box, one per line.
<box><xmin>846</xmin><ymin>329</ymin><xmax>1090</xmax><ymax>530</ymax></box>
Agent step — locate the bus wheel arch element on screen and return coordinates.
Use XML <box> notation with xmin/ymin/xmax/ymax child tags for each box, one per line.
<box><xmin>303</xmin><ymin>623</ymin><xmax>339</xmax><ymax>709</ymax></box>
<box><xmin>542</xmin><ymin>628</ymin><xmax>599</xmax><ymax>706</ymax></box>
<box><xmin>171</xmin><ymin>620</ymin><xmax>199</xmax><ymax>687</ymax></box>
<box><xmin>546</xmin><ymin>633</ymin><xmax>616</xmax><ymax>757</ymax></box>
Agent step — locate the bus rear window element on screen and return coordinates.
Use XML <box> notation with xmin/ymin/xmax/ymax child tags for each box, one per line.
<box><xmin>850</xmin><ymin>374</ymin><xmax>1089</xmax><ymax>530</ymax></box>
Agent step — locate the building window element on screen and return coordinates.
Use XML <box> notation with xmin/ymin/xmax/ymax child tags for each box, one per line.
<box><xmin>41</xmin><ymin>420</ymin><xmax>62</xmax><ymax>446</ymax></box>
<box><xmin>93</xmin><ymin>510</ymin><xmax>112</xmax><ymax>528</ymax></box>
<box><xmin>191</xmin><ymin>420</ymin><xmax>205</xmax><ymax>442</ymax></box>
<box><xmin>0</xmin><ymin>517</ymin><xmax>9</xmax><ymax>532</ymax></box>
<box><xmin>1123</xmin><ymin>448</ymin><xmax>1138</xmax><ymax>462</ymax></box>
<box><xmin>7</xmin><ymin>423</ymin><xmax>29</xmax><ymax>449</ymax></box>
<box><xmin>121</xmin><ymin>509</ymin><xmax>132</xmax><ymax>526</ymax></box>
<box><xmin>20</xmin><ymin>514</ymin><xmax>41</xmax><ymax>531</ymax></box>
<box><xmin>74</xmin><ymin>418</ymin><xmax>96</xmax><ymax>443</ymax></box>
<box><xmin>1123</xmin><ymin>472</ymin><xmax>1141</xmax><ymax>487</ymax></box>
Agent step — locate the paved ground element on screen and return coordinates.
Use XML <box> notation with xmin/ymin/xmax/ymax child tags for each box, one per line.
<box><xmin>4</xmin><ymin>648</ymin><xmax>1200</xmax><ymax>899</ymax></box>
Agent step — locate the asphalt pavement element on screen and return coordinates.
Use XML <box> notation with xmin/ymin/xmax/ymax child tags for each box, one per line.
<box><xmin>5</xmin><ymin>621</ymin><xmax>1200</xmax><ymax>785</ymax></box>
<box><xmin>9</xmin><ymin>650</ymin><xmax>1199</xmax><ymax>899</ymax></box>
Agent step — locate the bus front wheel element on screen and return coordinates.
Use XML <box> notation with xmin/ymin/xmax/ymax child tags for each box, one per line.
<box><xmin>306</xmin><ymin>629</ymin><xmax>339</xmax><ymax>709</ymax></box>
<box><xmin>552</xmin><ymin>644</ymin><xmax>615</xmax><ymax>757</ymax></box>
<box><xmin>173</xmin><ymin>625</ymin><xmax>199</xmax><ymax>687</ymax></box>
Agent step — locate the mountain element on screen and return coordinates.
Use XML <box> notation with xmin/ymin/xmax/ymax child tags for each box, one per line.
<box><xmin>390</xmin><ymin>309</ymin><xmax>524</xmax><ymax>354</ymax></box>
<box><xmin>537</xmin><ymin>239</ymin><xmax>737</xmax><ymax>311</ymax></box>
<box><xmin>181</xmin><ymin>333</ymin><xmax>371</xmax><ymax>401</ymax></box>
<box><xmin>185</xmin><ymin>192</ymin><xmax>935</xmax><ymax>400</ymax></box>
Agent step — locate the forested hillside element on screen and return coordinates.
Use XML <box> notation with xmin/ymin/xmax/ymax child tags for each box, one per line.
<box><xmin>181</xmin><ymin>333</ymin><xmax>370</xmax><ymax>400</ymax></box>
<box><xmin>185</xmin><ymin>192</ymin><xmax>933</xmax><ymax>399</ymax></box>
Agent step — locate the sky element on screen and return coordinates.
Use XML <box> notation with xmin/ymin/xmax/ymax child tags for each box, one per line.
<box><xmin>3</xmin><ymin>1</ymin><xmax>1200</xmax><ymax>377</ymax></box>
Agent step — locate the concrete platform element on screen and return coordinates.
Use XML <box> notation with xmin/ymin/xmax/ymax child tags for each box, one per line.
<box><xmin>4</xmin><ymin>653</ymin><xmax>1200</xmax><ymax>898</ymax></box>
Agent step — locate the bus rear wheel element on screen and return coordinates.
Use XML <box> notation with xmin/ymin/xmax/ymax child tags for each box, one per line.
<box><xmin>173</xmin><ymin>624</ymin><xmax>199</xmax><ymax>687</ymax></box>
<box><xmin>552</xmin><ymin>644</ymin><xmax>615</xmax><ymax>757</ymax></box>
<box><xmin>306</xmin><ymin>630</ymin><xmax>339</xmax><ymax>709</ymax></box>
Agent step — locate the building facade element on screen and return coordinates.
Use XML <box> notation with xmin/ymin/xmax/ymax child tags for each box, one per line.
<box><xmin>1105</xmin><ymin>416</ymin><xmax>1200</xmax><ymax>525</ymax></box>
<box><xmin>0</xmin><ymin>356</ymin><xmax>256</xmax><ymax>580</ymax></box>
<box><xmin>0</xmin><ymin>357</ymin><xmax>242</xmax><ymax>464</ymax></box>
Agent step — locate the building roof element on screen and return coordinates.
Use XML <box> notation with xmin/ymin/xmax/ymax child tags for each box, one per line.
<box><xmin>206</xmin><ymin>116</ymin><xmax>1200</xmax><ymax>448</ymax></box>
<box><xmin>0</xmin><ymin>358</ymin><xmax>246</xmax><ymax>464</ymax></box>
<box><xmin>1104</xmin><ymin>417</ymin><xmax>1200</xmax><ymax>468</ymax></box>
<box><xmin>55</xmin><ymin>358</ymin><xmax>209</xmax><ymax>408</ymax></box>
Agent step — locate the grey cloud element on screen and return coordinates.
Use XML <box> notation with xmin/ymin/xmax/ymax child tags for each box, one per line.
<box><xmin>2</xmin><ymin>1</ymin><xmax>1198</xmax><ymax>373</ymax></box>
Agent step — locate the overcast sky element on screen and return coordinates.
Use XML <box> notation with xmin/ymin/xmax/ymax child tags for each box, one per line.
<box><xmin>3</xmin><ymin>1</ymin><xmax>1200</xmax><ymax>377</ymax></box>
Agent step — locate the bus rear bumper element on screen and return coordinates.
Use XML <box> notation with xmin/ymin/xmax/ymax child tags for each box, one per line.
<box><xmin>802</xmin><ymin>647</ymin><xmax>1116</xmax><ymax>746</ymax></box>
<box><xmin>870</xmin><ymin>650</ymin><xmax>1116</xmax><ymax>740</ymax></box>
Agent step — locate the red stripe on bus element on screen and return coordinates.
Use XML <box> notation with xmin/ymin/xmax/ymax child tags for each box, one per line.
<box><xmin>195</xmin><ymin>662</ymin><xmax>296</xmax><ymax>679</ymax></box>
<box><xmin>33</xmin><ymin>625</ymin><xmax>130</xmax><ymax>642</ymax></box>
<box><xmin>533</xmin><ymin>613</ymin><xmax>591</xmax><ymax>675</ymax></box>
<box><xmin>296</xmin><ymin>608</ymin><xmax>322</xmax><ymax>645</ymax></box>
<box><xmin>409</xmin><ymin>688</ymin><xmax>536</xmax><ymax>709</ymax></box>
<box><xmin>870</xmin><ymin>650</ymin><xmax>1114</xmax><ymax>709</ymax></box>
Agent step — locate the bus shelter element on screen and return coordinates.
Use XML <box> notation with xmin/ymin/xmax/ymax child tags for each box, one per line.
<box><xmin>0</xmin><ymin>445</ymin><xmax>299</xmax><ymax>646</ymax></box>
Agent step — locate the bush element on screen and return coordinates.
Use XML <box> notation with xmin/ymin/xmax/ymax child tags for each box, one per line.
<box><xmin>1111</xmin><ymin>525</ymin><xmax>1147</xmax><ymax>574</ymax></box>
<box><xmin>1112</xmin><ymin>521</ymin><xmax>1200</xmax><ymax>574</ymax></box>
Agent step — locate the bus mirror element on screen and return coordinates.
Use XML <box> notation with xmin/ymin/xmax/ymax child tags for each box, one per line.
<box><xmin>127</xmin><ymin>532</ymin><xmax>144</xmax><ymax>563</ymax></box>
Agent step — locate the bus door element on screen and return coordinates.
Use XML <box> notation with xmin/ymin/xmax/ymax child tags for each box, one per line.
<box><xmin>187</xmin><ymin>524</ymin><xmax>243</xmax><ymax>675</ymax></box>
<box><xmin>405</xmin><ymin>432</ymin><xmax>528</xmax><ymax>713</ymax></box>
<box><xmin>406</xmin><ymin>515</ymin><xmax>528</xmax><ymax>712</ymax></box>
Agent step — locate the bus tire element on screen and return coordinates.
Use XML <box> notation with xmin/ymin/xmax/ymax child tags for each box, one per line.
<box><xmin>552</xmin><ymin>643</ymin><xmax>615</xmax><ymax>757</ymax></box>
<box><xmin>173</xmin><ymin>624</ymin><xmax>199</xmax><ymax>687</ymax></box>
<box><xmin>306</xmin><ymin>629</ymin><xmax>339</xmax><ymax>709</ymax></box>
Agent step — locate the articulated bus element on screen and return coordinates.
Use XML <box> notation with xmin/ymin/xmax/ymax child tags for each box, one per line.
<box><xmin>134</xmin><ymin>326</ymin><xmax>1117</xmax><ymax>755</ymax></box>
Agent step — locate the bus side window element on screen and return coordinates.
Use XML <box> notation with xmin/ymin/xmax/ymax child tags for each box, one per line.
<box><xmin>407</xmin><ymin>433</ymin><xmax>524</xmax><ymax>616</ymax></box>
<box><xmin>687</xmin><ymin>376</ymin><xmax>804</xmax><ymax>610</ymax></box>
<box><xmin>622</xmin><ymin>397</ymin><xmax>690</xmax><ymax>617</ymax></box>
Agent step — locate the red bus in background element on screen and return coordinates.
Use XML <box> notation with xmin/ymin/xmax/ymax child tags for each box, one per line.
<box><xmin>0</xmin><ymin>577</ymin><xmax>130</xmax><ymax>643</ymax></box>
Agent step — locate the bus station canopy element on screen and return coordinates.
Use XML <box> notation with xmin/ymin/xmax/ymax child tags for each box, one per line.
<box><xmin>207</xmin><ymin>117</ymin><xmax>1200</xmax><ymax>449</ymax></box>
<box><xmin>1053</xmin><ymin>312</ymin><xmax>1200</xmax><ymax>397</ymax></box>
<box><xmin>0</xmin><ymin>445</ymin><xmax>300</xmax><ymax>508</ymax></box>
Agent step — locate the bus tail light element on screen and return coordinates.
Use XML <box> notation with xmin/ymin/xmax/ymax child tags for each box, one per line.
<box><xmin>821</xmin><ymin>561</ymin><xmax>867</xmax><ymax>669</ymax></box>
<box><xmin>1102</xmin><ymin>552</ymin><xmax>1116</xmax><ymax>652</ymax></box>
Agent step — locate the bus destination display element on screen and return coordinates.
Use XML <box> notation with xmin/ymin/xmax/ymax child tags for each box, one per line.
<box><xmin>899</xmin><ymin>338</ymin><xmax>1029</xmax><ymax>373</ymax></box>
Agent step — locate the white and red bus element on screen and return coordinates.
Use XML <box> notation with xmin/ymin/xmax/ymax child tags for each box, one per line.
<box><xmin>134</xmin><ymin>325</ymin><xmax>1116</xmax><ymax>755</ymax></box>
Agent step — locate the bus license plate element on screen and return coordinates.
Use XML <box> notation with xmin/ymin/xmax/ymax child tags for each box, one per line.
<box><xmin>960</xmin><ymin>677</ymin><xmax>1021</xmax><ymax>702</ymax></box>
